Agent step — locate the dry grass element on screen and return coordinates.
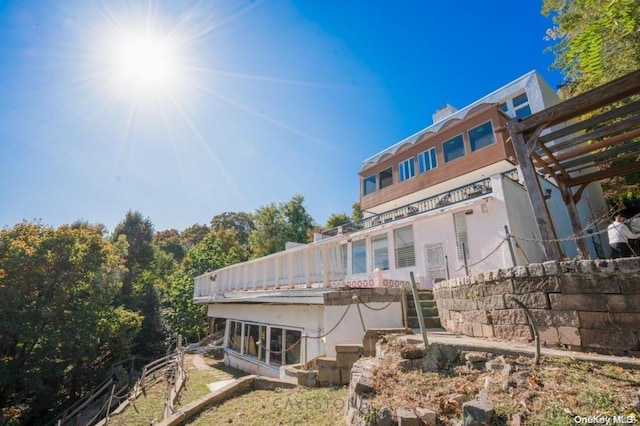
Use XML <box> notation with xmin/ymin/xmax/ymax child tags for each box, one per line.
<box><xmin>370</xmin><ymin>341</ymin><xmax>640</xmax><ymax>425</ymax></box>
<box><xmin>185</xmin><ymin>386</ymin><xmax>348</xmax><ymax>426</ymax></box>
<box><xmin>106</xmin><ymin>378</ymin><xmax>168</xmax><ymax>426</ymax></box>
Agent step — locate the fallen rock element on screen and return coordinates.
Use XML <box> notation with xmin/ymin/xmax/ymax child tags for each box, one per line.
<box><xmin>397</xmin><ymin>407</ymin><xmax>419</xmax><ymax>426</ymax></box>
<box><xmin>462</xmin><ymin>391</ymin><xmax>495</xmax><ymax>426</ymax></box>
<box><xmin>415</xmin><ymin>407</ymin><xmax>437</xmax><ymax>426</ymax></box>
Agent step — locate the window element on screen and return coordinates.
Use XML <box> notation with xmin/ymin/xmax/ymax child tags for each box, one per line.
<box><xmin>372</xmin><ymin>234</ymin><xmax>389</xmax><ymax>270</ymax></box>
<box><xmin>398</xmin><ymin>158</ymin><xmax>415</xmax><ymax>182</ymax></box>
<box><xmin>394</xmin><ymin>225</ymin><xmax>415</xmax><ymax>268</ymax></box>
<box><xmin>468</xmin><ymin>121</ymin><xmax>495</xmax><ymax>152</ymax></box>
<box><xmin>453</xmin><ymin>212</ymin><xmax>469</xmax><ymax>261</ymax></box>
<box><xmin>418</xmin><ymin>147</ymin><xmax>437</xmax><ymax>173</ymax></box>
<box><xmin>244</xmin><ymin>323</ymin><xmax>266</xmax><ymax>362</ymax></box>
<box><xmin>363</xmin><ymin>175</ymin><xmax>376</xmax><ymax>195</ymax></box>
<box><xmin>443</xmin><ymin>135</ymin><xmax>465</xmax><ymax>163</ymax></box>
<box><xmin>284</xmin><ymin>329</ymin><xmax>301</xmax><ymax>364</ymax></box>
<box><xmin>227</xmin><ymin>321</ymin><xmax>242</xmax><ymax>352</ymax></box>
<box><xmin>379</xmin><ymin>167</ymin><xmax>393</xmax><ymax>189</ymax></box>
<box><xmin>352</xmin><ymin>240</ymin><xmax>367</xmax><ymax>274</ymax></box>
<box><xmin>269</xmin><ymin>327</ymin><xmax>283</xmax><ymax>365</ymax></box>
<box><xmin>513</xmin><ymin>93</ymin><xmax>532</xmax><ymax>118</ymax></box>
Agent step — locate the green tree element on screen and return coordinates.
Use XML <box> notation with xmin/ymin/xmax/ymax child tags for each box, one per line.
<box><xmin>154</xmin><ymin>229</ymin><xmax>185</xmax><ymax>262</ymax></box>
<box><xmin>180</xmin><ymin>223</ymin><xmax>209</xmax><ymax>248</ymax></box>
<box><xmin>325</xmin><ymin>212</ymin><xmax>351</xmax><ymax>229</ymax></box>
<box><xmin>249</xmin><ymin>195</ymin><xmax>317</xmax><ymax>258</ymax></box>
<box><xmin>210</xmin><ymin>211</ymin><xmax>254</xmax><ymax>253</ymax></box>
<box><xmin>0</xmin><ymin>222</ymin><xmax>142</xmax><ymax>425</ymax></box>
<box><xmin>543</xmin><ymin>0</ymin><xmax>640</xmax><ymax>94</ymax></box>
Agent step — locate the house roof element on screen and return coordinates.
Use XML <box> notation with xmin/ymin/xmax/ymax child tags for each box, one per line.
<box><xmin>361</xmin><ymin>70</ymin><xmax>541</xmax><ymax>170</ymax></box>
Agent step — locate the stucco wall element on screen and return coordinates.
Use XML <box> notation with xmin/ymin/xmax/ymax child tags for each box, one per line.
<box><xmin>433</xmin><ymin>258</ymin><xmax>640</xmax><ymax>355</ymax></box>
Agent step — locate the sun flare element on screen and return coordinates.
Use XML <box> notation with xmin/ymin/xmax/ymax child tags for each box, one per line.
<box><xmin>109</xmin><ymin>32</ymin><xmax>179</xmax><ymax>93</ymax></box>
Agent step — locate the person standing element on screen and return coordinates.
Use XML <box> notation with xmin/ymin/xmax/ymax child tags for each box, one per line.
<box><xmin>607</xmin><ymin>213</ymin><xmax>640</xmax><ymax>258</ymax></box>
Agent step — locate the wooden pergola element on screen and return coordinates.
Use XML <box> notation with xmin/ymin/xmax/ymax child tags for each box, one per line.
<box><xmin>506</xmin><ymin>70</ymin><xmax>640</xmax><ymax>260</ymax></box>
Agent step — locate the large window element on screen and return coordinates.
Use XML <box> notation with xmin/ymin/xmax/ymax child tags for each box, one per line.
<box><xmin>378</xmin><ymin>167</ymin><xmax>393</xmax><ymax>189</ymax></box>
<box><xmin>468</xmin><ymin>121</ymin><xmax>495</xmax><ymax>152</ymax></box>
<box><xmin>394</xmin><ymin>225</ymin><xmax>415</xmax><ymax>268</ymax></box>
<box><xmin>352</xmin><ymin>240</ymin><xmax>367</xmax><ymax>274</ymax></box>
<box><xmin>398</xmin><ymin>158</ymin><xmax>415</xmax><ymax>182</ymax></box>
<box><xmin>363</xmin><ymin>175</ymin><xmax>376</xmax><ymax>195</ymax></box>
<box><xmin>372</xmin><ymin>234</ymin><xmax>389</xmax><ymax>270</ymax></box>
<box><xmin>418</xmin><ymin>147</ymin><xmax>437</xmax><ymax>173</ymax></box>
<box><xmin>226</xmin><ymin>321</ymin><xmax>302</xmax><ymax>367</ymax></box>
<box><xmin>443</xmin><ymin>135</ymin><xmax>465</xmax><ymax>163</ymax></box>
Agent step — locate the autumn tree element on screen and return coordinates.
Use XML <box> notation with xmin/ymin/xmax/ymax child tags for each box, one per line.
<box><xmin>210</xmin><ymin>211</ymin><xmax>254</xmax><ymax>256</ymax></box>
<box><xmin>0</xmin><ymin>222</ymin><xmax>142</xmax><ymax>425</ymax></box>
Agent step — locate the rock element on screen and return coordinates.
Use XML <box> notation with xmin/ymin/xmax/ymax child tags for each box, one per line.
<box><xmin>465</xmin><ymin>351</ymin><xmax>491</xmax><ymax>363</ymax></box>
<box><xmin>501</xmin><ymin>379</ymin><xmax>516</xmax><ymax>392</ymax></box>
<box><xmin>396</xmin><ymin>407</ymin><xmax>419</xmax><ymax>426</ymax></box>
<box><xmin>354</xmin><ymin>371</ymin><xmax>374</xmax><ymax>394</ymax></box>
<box><xmin>376</xmin><ymin>407</ymin><xmax>393</xmax><ymax>426</ymax></box>
<box><xmin>513</xmin><ymin>371</ymin><xmax>530</xmax><ymax>386</ymax></box>
<box><xmin>462</xmin><ymin>392</ymin><xmax>495</xmax><ymax>426</ymax></box>
<box><xmin>502</xmin><ymin>363</ymin><xmax>513</xmax><ymax>376</ymax></box>
<box><xmin>485</xmin><ymin>360</ymin><xmax>503</xmax><ymax>371</ymax></box>
<box><xmin>449</xmin><ymin>393</ymin><xmax>470</xmax><ymax>404</ymax></box>
<box><xmin>415</xmin><ymin>407</ymin><xmax>437</xmax><ymax>425</ymax></box>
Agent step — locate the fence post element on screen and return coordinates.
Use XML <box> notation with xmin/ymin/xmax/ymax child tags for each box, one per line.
<box><xmin>257</xmin><ymin>341</ymin><xmax>262</xmax><ymax>377</ymax></box>
<box><xmin>410</xmin><ymin>271</ymin><xmax>429</xmax><ymax>348</ymax></box>
<box><xmin>303</xmin><ymin>334</ymin><xmax>308</xmax><ymax>367</ymax></box>
<box><xmin>462</xmin><ymin>242</ymin><xmax>469</xmax><ymax>276</ymax></box>
<box><xmin>104</xmin><ymin>383</ymin><xmax>116</xmax><ymax>424</ymax></box>
<box><xmin>504</xmin><ymin>225</ymin><xmax>517</xmax><ymax>267</ymax></box>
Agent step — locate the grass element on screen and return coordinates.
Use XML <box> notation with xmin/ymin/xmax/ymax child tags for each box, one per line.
<box><xmin>177</xmin><ymin>364</ymin><xmax>245</xmax><ymax>406</ymax></box>
<box><xmin>106</xmin><ymin>378</ymin><xmax>167</xmax><ymax>426</ymax></box>
<box><xmin>185</xmin><ymin>386</ymin><xmax>348</xmax><ymax>426</ymax></box>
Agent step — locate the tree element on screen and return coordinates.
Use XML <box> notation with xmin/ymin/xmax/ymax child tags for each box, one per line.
<box><xmin>180</xmin><ymin>223</ymin><xmax>209</xmax><ymax>248</ymax></box>
<box><xmin>249</xmin><ymin>195</ymin><xmax>317</xmax><ymax>258</ymax></box>
<box><xmin>0</xmin><ymin>222</ymin><xmax>142</xmax><ymax>425</ymax></box>
<box><xmin>543</xmin><ymin>0</ymin><xmax>640</xmax><ymax>95</ymax></box>
<box><xmin>351</xmin><ymin>202</ymin><xmax>364</xmax><ymax>223</ymax></box>
<box><xmin>154</xmin><ymin>229</ymin><xmax>185</xmax><ymax>262</ymax></box>
<box><xmin>210</xmin><ymin>211</ymin><xmax>254</xmax><ymax>252</ymax></box>
<box><xmin>325</xmin><ymin>212</ymin><xmax>351</xmax><ymax>229</ymax></box>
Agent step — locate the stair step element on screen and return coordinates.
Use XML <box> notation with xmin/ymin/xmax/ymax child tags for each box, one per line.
<box><xmin>407</xmin><ymin>306</ymin><xmax>439</xmax><ymax>317</ymax></box>
<box><xmin>407</xmin><ymin>315</ymin><xmax>442</xmax><ymax>329</ymax></box>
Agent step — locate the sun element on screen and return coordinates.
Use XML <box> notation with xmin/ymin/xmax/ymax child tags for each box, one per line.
<box><xmin>108</xmin><ymin>31</ymin><xmax>179</xmax><ymax>93</ymax></box>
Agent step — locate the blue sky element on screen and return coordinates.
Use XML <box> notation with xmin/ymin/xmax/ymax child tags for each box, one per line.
<box><xmin>0</xmin><ymin>0</ymin><xmax>563</xmax><ymax>232</ymax></box>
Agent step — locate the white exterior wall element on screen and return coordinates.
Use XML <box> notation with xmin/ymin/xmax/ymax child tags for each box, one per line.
<box><xmin>209</xmin><ymin>302</ymin><xmax>325</xmax><ymax>377</ymax></box>
<box><xmin>323</xmin><ymin>302</ymin><xmax>403</xmax><ymax>358</ymax></box>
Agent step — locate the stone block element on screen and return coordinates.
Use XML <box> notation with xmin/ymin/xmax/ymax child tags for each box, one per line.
<box><xmin>461</xmin><ymin>309</ymin><xmax>489</xmax><ymax>324</ymax></box>
<box><xmin>397</xmin><ymin>407</ymin><xmax>420</xmax><ymax>426</ymax></box>
<box><xmin>512</xmin><ymin>277</ymin><xmax>560</xmax><ymax>294</ymax></box>
<box><xmin>558</xmin><ymin>274</ymin><xmax>620</xmax><ymax>294</ymax></box>
<box><xmin>493</xmin><ymin>325</ymin><xmax>533</xmax><ymax>342</ymax></box>
<box><xmin>415</xmin><ymin>407</ymin><xmax>437</xmax><ymax>426</ymax></box>
<box><xmin>528</xmin><ymin>263</ymin><xmax>545</xmax><ymax>277</ymax></box>
<box><xmin>619</xmin><ymin>277</ymin><xmax>640</xmax><ymax>294</ymax></box>
<box><xmin>353</xmin><ymin>371</ymin><xmax>374</xmax><ymax>394</ymax></box>
<box><xmin>614</xmin><ymin>258</ymin><xmax>640</xmax><ymax>273</ymax></box>
<box><xmin>337</xmin><ymin>353</ymin><xmax>361</xmax><ymax>368</ymax></box>
<box><xmin>336</xmin><ymin>344</ymin><xmax>363</xmax><ymax>354</ymax></box>
<box><xmin>576</xmin><ymin>260</ymin><xmax>595</xmax><ymax>273</ymax></box>
<box><xmin>538</xmin><ymin>326</ymin><xmax>560</xmax><ymax>345</ymax></box>
<box><xmin>491</xmin><ymin>309</ymin><xmax>529</xmax><ymax>325</ymax></box>
<box><xmin>477</xmin><ymin>295</ymin><xmax>505</xmax><ymax>310</ymax></box>
<box><xmin>542</xmin><ymin>261</ymin><xmax>559</xmax><ymax>275</ymax></box>
<box><xmin>363</xmin><ymin>338</ymin><xmax>376</xmax><ymax>357</ymax></box>
<box><xmin>580</xmin><ymin>328</ymin><xmax>640</xmax><ymax>351</ymax></box>
<box><xmin>339</xmin><ymin>367</ymin><xmax>352</xmax><ymax>385</ymax></box>
<box><xmin>578</xmin><ymin>311</ymin><xmax>640</xmax><ymax>330</ymax></box>
<box><xmin>479</xmin><ymin>280</ymin><xmax>514</xmax><ymax>296</ymax></box>
<box><xmin>606</xmin><ymin>294</ymin><xmax>640</xmax><ymax>312</ymax></box>
<box><xmin>594</xmin><ymin>259</ymin><xmax>615</xmax><ymax>274</ymax></box>
<box><xmin>513</xmin><ymin>266</ymin><xmax>529</xmax><ymax>278</ymax></box>
<box><xmin>549</xmin><ymin>294</ymin><xmax>607</xmax><ymax>311</ymax></box>
<box><xmin>559</xmin><ymin>261</ymin><xmax>577</xmax><ymax>273</ymax></box>
<box><xmin>463</xmin><ymin>392</ymin><xmax>495</xmax><ymax>426</ymax></box>
<box><xmin>317</xmin><ymin>365</ymin><xmax>340</xmax><ymax>386</ymax></box>
<box><xmin>505</xmin><ymin>292</ymin><xmax>549</xmax><ymax>309</ymax></box>
<box><xmin>558</xmin><ymin>326</ymin><xmax>581</xmax><ymax>346</ymax></box>
<box><xmin>481</xmin><ymin>324</ymin><xmax>494</xmax><ymax>338</ymax></box>
<box><xmin>461</xmin><ymin>322</ymin><xmax>474</xmax><ymax>336</ymax></box>
<box><xmin>471</xmin><ymin>323</ymin><xmax>483</xmax><ymax>337</ymax></box>
<box><xmin>530</xmin><ymin>309</ymin><xmax>580</xmax><ymax>327</ymax></box>
<box><xmin>483</xmin><ymin>271</ymin><xmax>494</xmax><ymax>283</ymax></box>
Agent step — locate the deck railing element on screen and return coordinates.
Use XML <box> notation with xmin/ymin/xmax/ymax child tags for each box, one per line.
<box><xmin>194</xmin><ymin>170</ymin><xmax>521</xmax><ymax>300</ymax></box>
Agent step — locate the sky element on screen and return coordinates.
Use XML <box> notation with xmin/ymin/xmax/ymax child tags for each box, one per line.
<box><xmin>0</xmin><ymin>0</ymin><xmax>564</xmax><ymax>233</ymax></box>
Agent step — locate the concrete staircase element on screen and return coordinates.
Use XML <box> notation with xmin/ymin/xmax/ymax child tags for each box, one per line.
<box><xmin>406</xmin><ymin>290</ymin><xmax>441</xmax><ymax>329</ymax></box>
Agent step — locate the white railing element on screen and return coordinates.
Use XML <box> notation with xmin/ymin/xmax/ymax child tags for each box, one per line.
<box><xmin>194</xmin><ymin>240</ymin><xmax>346</xmax><ymax>300</ymax></box>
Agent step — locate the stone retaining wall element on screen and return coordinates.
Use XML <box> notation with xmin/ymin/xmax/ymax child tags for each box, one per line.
<box><xmin>433</xmin><ymin>258</ymin><xmax>640</xmax><ymax>355</ymax></box>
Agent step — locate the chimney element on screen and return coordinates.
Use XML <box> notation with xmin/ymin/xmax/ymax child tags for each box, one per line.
<box><xmin>432</xmin><ymin>104</ymin><xmax>458</xmax><ymax>124</ymax></box>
